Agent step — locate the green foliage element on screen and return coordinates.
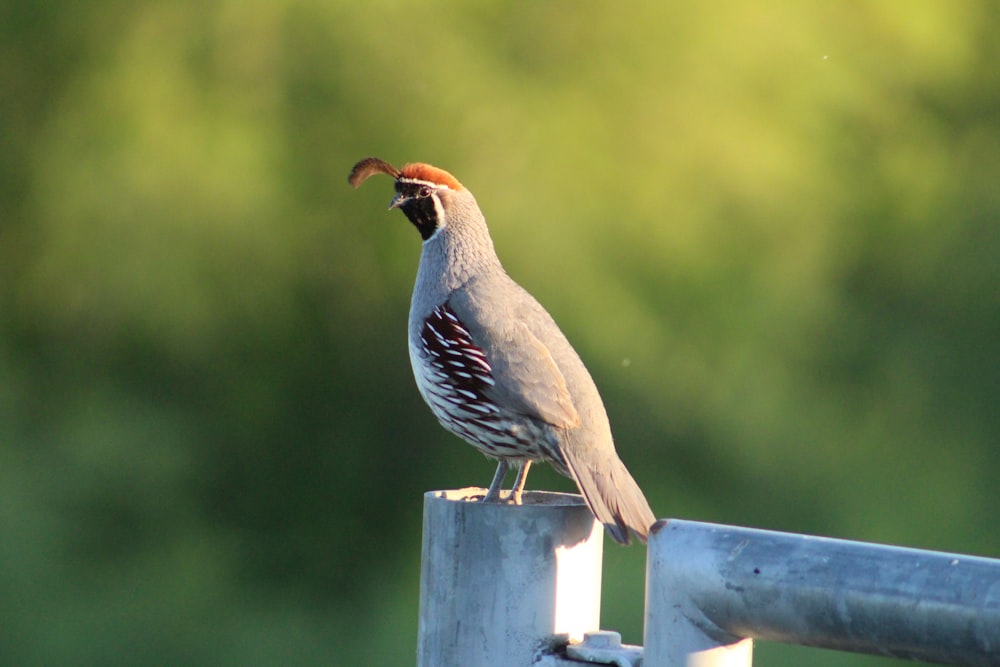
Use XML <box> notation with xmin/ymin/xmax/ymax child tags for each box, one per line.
<box><xmin>2</xmin><ymin>1</ymin><xmax>998</xmax><ymax>664</ymax></box>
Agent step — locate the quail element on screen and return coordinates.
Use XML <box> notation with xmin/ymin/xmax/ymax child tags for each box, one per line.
<box><xmin>349</xmin><ymin>157</ymin><xmax>656</xmax><ymax>544</ymax></box>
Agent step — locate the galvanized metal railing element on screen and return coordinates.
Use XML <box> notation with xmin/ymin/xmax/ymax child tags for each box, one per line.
<box><xmin>645</xmin><ymin>519</ymin><xmax>1000</xmax><ymax>666</ymax></box>
<box><xmin>416</xmin><ymin>490</ymin><xmax>1000</xmax><ymax>666</ymax></box>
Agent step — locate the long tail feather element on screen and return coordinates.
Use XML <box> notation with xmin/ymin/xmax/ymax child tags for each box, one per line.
<box><xmin>561</xmin><ymin>448</ymin><xmax>656</xmax><ymax>545</ymax></box>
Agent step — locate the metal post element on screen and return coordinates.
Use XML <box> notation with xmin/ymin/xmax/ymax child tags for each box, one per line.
<box><xmin>418</xmin><ymin>488</ymin><xmax>604</xmax><ymax>667</ymax></box>
<box><xmin>645</xmin><ymin>519</ymin><xmax>1000</xmax><ymax>667</ymax></box>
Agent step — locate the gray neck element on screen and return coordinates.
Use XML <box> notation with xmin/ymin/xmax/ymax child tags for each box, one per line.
<box><xmin>410</xmin><ymin>194</ymin><xmax>502</xmax><ymax>321</ymax></box>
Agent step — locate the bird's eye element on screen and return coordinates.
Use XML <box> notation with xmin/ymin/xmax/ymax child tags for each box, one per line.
<box><xmin>419</xmin><ymin>187</ymin><xmax>431</xmax><ymax>198</ymax></box>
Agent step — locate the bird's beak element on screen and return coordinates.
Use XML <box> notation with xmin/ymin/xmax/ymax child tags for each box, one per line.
<box><xmin>388</xmin><ymin>193</ymin><xmax>408</xmax><ymax>210</ymax></box>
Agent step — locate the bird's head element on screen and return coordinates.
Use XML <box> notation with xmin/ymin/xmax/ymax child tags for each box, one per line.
<box><xmin>349</xmin><ymin>157</ymin><xmax>470</xmax><ymax>241</ymax></box>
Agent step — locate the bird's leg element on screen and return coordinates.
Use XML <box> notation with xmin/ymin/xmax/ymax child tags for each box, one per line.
<box><xmin>508</xmin><ymin>461</ymin><xmax>532</xmax><ymax>505</ymax></box>
<box><xmin>482</xmin><ymin>460</ymin><xmax>509</xmax><ymax>503</ymax></box>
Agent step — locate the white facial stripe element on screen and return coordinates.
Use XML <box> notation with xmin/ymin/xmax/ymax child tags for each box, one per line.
<box><xmin>423</xmin><ymin>192</ymin><xmax>446</xmax><ymax>243</ymax></box>
<box><xmin>431</xmin><ymin>192</ymin><xmax>445</xmax><ymax>224</ymax></box>
<box><xmin>398</xmin><ymin>177</ymin><xmax>456</xmax><ymax>191</ymax></box>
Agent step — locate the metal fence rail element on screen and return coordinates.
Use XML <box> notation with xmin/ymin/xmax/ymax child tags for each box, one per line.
<box><xmin>416</xmin><ymin>492</ymin><xmax>1000</xmax><ymax>666</ymax></box>
<box><xmin>646</xmin><ymin>519</ymin><xmax>1000</xmax><ymax>666</ymax></box>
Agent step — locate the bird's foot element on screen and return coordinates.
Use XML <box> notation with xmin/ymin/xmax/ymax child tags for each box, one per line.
<box><xmin>476</xmin><ymin>488</ymin><xmax>524</xmax><ymax>504</ymax></box>
<box><xmin>505</xmin><ymin>461</ymin><xmax>530</xmax><ymax>505</ymax></box>
<box><xmin>480</xmin><ymin>487</ymin><xmax>504</xmax><ymax>503</ymax></box>
<box><xmin>481</xmin><ymin>460</ymin><xmax>509</xmax><ymax>503</ymax></box>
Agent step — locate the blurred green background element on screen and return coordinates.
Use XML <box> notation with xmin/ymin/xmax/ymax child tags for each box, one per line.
<box><xmin>2</xmin><ymin>1</ymin><xmax>998</xmax><ymax>665</ymax></box>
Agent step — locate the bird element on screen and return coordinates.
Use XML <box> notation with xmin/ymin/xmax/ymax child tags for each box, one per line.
<box><xmin>348</xmin><ymin>157</ymin><xmax>656</xmax><ymax>544</ymax></box>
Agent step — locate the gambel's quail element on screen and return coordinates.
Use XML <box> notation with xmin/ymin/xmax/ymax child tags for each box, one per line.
<box><xmin>349</xmin><ymin>157</ymin><xmax>656</xmax><ymax>544</ymax></box>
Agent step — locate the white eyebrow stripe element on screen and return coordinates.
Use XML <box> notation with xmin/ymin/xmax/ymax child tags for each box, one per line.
<box><xmin>397</xmin><ymin>177</ymin><xmax>456</xmax><ymax>190</ymax></box>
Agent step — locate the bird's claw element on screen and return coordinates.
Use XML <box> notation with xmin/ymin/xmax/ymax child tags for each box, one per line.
<box><xmin>476</xmin><ymin>489</ymin><xmax>523</xmax><ymax>505</ymax></box>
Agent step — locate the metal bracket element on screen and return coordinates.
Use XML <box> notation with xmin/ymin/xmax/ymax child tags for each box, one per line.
<box><xmin>533</xmin><ymin>631</ymin><xmax>644</xmax><ymax>667</ymax></box>
<box><xmin>567</xmin><ymin>631</ymin><xmax>644</xmax><ymax>667</ymax></box>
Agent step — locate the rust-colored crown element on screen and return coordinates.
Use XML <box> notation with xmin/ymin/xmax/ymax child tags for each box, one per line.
<box><xmin>399</xmin><ymin>163</ymin><xmax>464</xmax><ymax>190</ymax></box>
<box><xmin>348</xmin><ymin>157</ymin><xmax>463</xmax><ymax>191</ymax></box>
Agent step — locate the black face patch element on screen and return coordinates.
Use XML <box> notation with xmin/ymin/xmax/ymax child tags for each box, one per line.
<box><xmin>395</xmin><ymin>182</ymin><xmax>439</xmax><ymax>240</ymax></box>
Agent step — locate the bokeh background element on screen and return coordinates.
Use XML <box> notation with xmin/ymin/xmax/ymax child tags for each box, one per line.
<box><xmin>2</xmin><ymin>1</ymin><xmax>998</xmax><ymax>665</ymax></box>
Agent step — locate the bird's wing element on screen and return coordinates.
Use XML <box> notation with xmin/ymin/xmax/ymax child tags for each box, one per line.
<box><xmin>446</xmin><ymin>290</ymin><xmax>581</xmax><ymax>430</ymax></box>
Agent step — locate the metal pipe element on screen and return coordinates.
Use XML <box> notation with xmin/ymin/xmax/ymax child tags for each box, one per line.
<box><xmin>645</xmin><ymin>519</ymin><xmax>1000</xmax><ymax>666</ymax></box>
<box><xmin>417</xmin><ymin>488</ymin><xmax>603</xmax><ymax>667</ymax></box>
